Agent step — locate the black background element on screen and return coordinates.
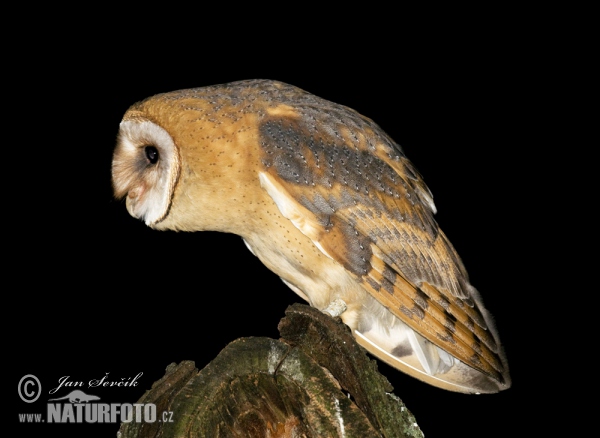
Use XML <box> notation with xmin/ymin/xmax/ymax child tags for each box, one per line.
<box><xmin>10</xmin><ymin>13</ymin><xmax>547</xmax><ymax>437</ymax></box>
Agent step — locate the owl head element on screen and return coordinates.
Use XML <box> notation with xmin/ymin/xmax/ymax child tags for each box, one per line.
<box><xmin>112</xmin><ymin>113</ymin><xmax>180</xmax><ymax>226</ymax></box>
<box><xmin>111</xmin><ymin>83</ymin><xmax>266</xmax><ymax>234</ymax></box>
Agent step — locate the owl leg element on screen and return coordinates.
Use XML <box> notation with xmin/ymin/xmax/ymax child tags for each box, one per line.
<box><xmin>322</xmin><ymin>298</ymin><xmax>347</xmax><ymax>318</ymax></box>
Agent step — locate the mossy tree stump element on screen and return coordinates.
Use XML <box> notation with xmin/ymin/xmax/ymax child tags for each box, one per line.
<box><xmin>118</xmin><ymin>304</ymin><xmax>423</xmax><ymax>437</ymax></box>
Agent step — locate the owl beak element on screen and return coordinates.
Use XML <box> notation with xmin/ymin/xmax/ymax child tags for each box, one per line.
<box><xmin>125</xmin><ymin>195</ymin><xmax>139</xmax><ymax>220</ymax></box>
<box><xmin>125</xmin><ymin>188</ymin><xmax>145</xmax><ymax>221</ymax></box>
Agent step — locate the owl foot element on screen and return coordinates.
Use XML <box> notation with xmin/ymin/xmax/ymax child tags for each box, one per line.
<box><xmin>322</xmin><ymin>299</ymin><xmax>347</xmax><ymax>318</ymax></box>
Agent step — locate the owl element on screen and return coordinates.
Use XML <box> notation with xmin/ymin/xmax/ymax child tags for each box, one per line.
<box><xmin>111</xmin><ymin>79</ymin><xmax>510</xmax><ymax>394</ymax></box>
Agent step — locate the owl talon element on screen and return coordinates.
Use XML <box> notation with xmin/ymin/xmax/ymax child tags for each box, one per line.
<box><xmin>323</xmin><ymin>299</ymin><xmax>347</xmax><ymax>318</ymax></box>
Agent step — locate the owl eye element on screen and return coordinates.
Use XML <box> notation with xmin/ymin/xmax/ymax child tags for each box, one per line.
<box><xmin>145</xmin><ymin>146</ymin><xmax>159</xmax><ymax>164</ymax></box>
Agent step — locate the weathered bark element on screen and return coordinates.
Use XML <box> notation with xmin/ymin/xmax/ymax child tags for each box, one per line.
<box><xmin>118</xmin><ymin>304</ymin><xmax>423</xmax><ymax>438</ymax></box>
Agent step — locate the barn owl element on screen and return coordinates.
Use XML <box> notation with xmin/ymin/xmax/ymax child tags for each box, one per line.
<box><xmin>111</xmin><ymin>79</ymin><xmax>510</xmax><ymax>394</ymax></box>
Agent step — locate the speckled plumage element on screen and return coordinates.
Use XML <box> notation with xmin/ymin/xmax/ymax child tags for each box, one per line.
<box><xmin>111</xmin><ymin>79</ymin><xmax>510</xmax><ymax>393</ymax></box>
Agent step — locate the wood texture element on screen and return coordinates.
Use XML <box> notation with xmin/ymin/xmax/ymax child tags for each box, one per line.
<box><xmin>118</xmin><ymin>304</ymin><xmax>423</xmax><ymax>437</ymax></box>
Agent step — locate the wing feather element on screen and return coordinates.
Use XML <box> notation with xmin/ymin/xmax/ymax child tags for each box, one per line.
<box><xmin>254</xmin><ymin>80</ymin><xmax>509</xmax><ymax>388</ymax></box>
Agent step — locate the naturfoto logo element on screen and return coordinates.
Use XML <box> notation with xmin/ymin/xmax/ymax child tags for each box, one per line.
<box><xmin>18</xmin><ymin>373</ymin><xmax>174</xmax><ymax>425</ymax></box>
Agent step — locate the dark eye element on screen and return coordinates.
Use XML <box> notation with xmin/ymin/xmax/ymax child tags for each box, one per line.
<box><xmin>145</xmin><ymin>146</ymin><xmax>159</xmax><ymax>164</ymax></box>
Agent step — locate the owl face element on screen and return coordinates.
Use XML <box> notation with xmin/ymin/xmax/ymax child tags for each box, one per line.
<box><xmin>112</xmin><ymin>118</ymin><xmax>180</xmax><ymax>226</ymax></box>
<box><xmin>111</xmin><ymin>80</ymin><xmax>510</xmax><ymax>394</ymax></box>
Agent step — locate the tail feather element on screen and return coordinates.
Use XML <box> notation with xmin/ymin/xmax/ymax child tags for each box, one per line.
<box><xmin>355</xmin><ymin>305</ymin><xmax>506</xmax><ymax>394</ymax></box>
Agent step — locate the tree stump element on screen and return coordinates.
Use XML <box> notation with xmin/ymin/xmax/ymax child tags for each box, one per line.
<box><xmin>118</xmin><ymin>304</ymin><xmax>423</xmax><ymax>438</ymax></box>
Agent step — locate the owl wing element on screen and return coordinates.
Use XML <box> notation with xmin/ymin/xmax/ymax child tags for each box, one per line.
<box><xmin>256</xmin><ymin>100</ymin><xmax>508</xmax><ymax>390</ymax></box>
